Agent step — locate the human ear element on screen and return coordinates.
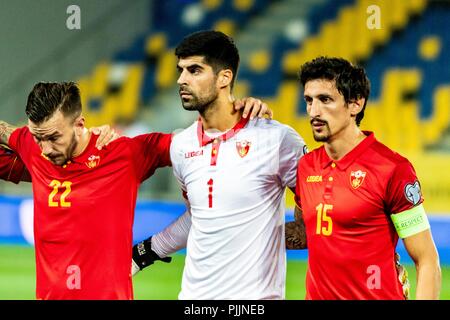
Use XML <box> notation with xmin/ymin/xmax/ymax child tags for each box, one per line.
<box><xmin>218</xmin><ymin>69</ymin><xmax>233</xmax><ymax>88</ymax></box>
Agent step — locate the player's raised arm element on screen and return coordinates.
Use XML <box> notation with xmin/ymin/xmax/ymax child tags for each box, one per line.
<box><xmin>285</xmin><ymin>205</ymin><xmax>307</xmax><ymax>249</ymax></box>
<box><xmin>0</xmin><ymin>121</ymin><xmax>17</xmax><ymax>145</ymax></box>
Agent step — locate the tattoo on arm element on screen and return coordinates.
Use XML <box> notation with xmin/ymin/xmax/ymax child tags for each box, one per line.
<box><xmin>285</xmin><ymin>206</ymin><xmax>307</xmax><ymax>249</ymax></box>
<box><xmin>0</xmin><ymin>121</ymin><xmax>16</xmax><ymax>145</ymax></box>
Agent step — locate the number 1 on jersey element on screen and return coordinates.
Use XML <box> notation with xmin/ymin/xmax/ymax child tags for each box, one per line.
<box><xmin>207</xmin><ymin>178</ymin><xmax>214</xmax><ymax>208</ymax></box>
<box><xmin>316</xmin><ymin>203</ymin><xmax>333</xmax><ymax>236</ymax></box>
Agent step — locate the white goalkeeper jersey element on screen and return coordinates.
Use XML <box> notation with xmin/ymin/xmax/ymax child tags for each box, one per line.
<box><xmin>170</xmin><ymin>117</ymin><xmax>306</xmax><ymax>300</ymax></box>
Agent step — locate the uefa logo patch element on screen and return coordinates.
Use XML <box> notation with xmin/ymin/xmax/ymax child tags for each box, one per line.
<box><xmin>404</xmin><ymin>181</ymin><xmax>421</xmax><ymax>205</ymax></box>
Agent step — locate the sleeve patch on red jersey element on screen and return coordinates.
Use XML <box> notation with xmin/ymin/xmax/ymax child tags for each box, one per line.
<box><xmin>404</xmin><ymin>181</ymin><xmax>421</xmax><ymax>206</ymax></box>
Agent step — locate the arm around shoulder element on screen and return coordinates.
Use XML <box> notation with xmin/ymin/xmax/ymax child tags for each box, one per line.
<box><xmin>0</xmin><ymin>121</ymin><xmax>17</xmax><ymax>145</ymax></box>
<box><xmin>285</xmin><ymin>205</ymin><xmax>307</xmax><ymax>249</ymax></box>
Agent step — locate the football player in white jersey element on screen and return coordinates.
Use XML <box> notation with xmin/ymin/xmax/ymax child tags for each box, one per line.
<box><xmin>132</xmin><ymin>30</ymin><xmax>307</xmax><ymax>299</ymax></box>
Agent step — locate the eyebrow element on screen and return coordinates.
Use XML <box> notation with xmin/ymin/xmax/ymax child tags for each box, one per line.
<box><xmin>318</xmin><ymin>94</ymin><xmax>333</xmax><ymax>99</ymax></box>
<box><xmin>177</xmin><ymin>63</ymin><xmax>204</xmax><ymax>71</ymax></box>
<box><xmin>33</xmin><ymin>132</ymin><xmax>61</xmax><ymax>140</ymax></box>
<box><xmin>304</xmin><ymin>93</ymin><xmax>333</xmax><ymax>100</ymax></box>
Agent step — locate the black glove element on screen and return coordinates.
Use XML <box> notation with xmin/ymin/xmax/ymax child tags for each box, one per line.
<box><xmin>132</xmin><ymin>236</ymin><xmax>172</xmax><ymax>273</ymax></box>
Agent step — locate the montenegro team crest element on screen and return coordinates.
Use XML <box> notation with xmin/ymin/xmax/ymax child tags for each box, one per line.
<box><xmin>350</xmin><ymin>170</ymin><xmax>366</xmax><ymax>189</ymax></box>
<box><xmin>236</xmin><ymin>140</ymin><xmax>251</xmax><ymax>158</ymax></box>
<box><xmin>85</xmin><ymin>155</ymin><xmax>101</xmax><ymax>169</ymax></box>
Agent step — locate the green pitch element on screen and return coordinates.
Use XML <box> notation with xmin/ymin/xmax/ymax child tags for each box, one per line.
<box><xmin>1</xmin><ymin>245</ymin><xmax>449</xmax><ymax>300</ymax></box>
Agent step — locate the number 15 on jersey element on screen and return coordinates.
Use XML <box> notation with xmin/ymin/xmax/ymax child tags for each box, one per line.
<box><xmin>316</xmin><ymin>203</ymin><xmax>333</xmax><ymax>236</ymax></box>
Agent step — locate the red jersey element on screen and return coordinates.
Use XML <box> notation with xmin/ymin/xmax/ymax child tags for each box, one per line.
<box><xmin>9</xmin><ymin>127</ymin><xmax>171</xmax><ymax>300</ymax></box>
<box><xmin>0</xmin><ymin>145</ymin><xmax>26</xmax><ymax>183</ymax></box>
<box><xmin>295</xmin><ymin>132</ymin><xmax>422</xmax><ymax>300</ymax></box>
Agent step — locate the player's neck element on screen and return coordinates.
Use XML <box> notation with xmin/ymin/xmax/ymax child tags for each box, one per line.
<box><xmin>72</xmin><ymin>128</ymin><xmax>91</xmax><ymax>158</ymax></box>
<box><xmin>200</xmin><ymin>94</ymin><xmax>240</xmax><ymax>132</ymax></box>
<box><xmin>324</xmin><ymin>126</ymin><xmax>366</xmax><ymax>161</ymax></box>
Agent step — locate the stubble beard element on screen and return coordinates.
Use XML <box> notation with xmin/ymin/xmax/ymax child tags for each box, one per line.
<box><xmin>180</xmin><ymin>89</ymin><xmax>219</xmax><ymax>114</ymax></box>
<box><xmin>52</xmin><ymin>132</ymin><xmax>78</xmax><ymax>166</ymax></box>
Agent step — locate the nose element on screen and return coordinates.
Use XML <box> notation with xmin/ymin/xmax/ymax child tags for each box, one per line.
<box><xmin>307</xmin><ymin>99</ymin><xmax>321</xmax><ymax>118</ymax></box>
<box><xmin>177</xmin><ymin>69</ymin><xmax>188</xmax><ymax>86</ymax></box>
<box><xmin>41</xmin><ymin>141</ymin><xmax>53</xmax><ymax>156</ymax></box>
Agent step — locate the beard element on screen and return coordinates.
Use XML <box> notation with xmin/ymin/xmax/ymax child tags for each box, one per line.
<box><xmin>179</xmin><ymin>86</ymin><xmax>219</xmax><ymax>114</ymax></box>
<box><xmin>48</xmin><ymin>132</ymin><xmax>78</xmax><ymax>166</ymax></box>
<box><xmin>310</xmin><ymin>118</ymin><xmax>331</xmax><ymax>142</ymax></box>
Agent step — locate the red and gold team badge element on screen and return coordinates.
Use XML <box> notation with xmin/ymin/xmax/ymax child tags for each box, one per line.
<box><xmin>85</xmin><ymin>155</ymin><xmax>101</xmax><ymax>169</ymax></box>
<box><xmin>236</xmin><ymin>140</ymin><xmax>251</xmax><ymax>158</ymax></box>
<box><xmin>350</xmin><ymin>170</ymin><xmax>366</xmax><ymax>189</ymax></box>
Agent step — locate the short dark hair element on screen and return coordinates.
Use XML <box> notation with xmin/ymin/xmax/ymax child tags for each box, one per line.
<box><xmin>25</xmin><ymin>82</ymin><xmax>82</xmax><ymax>124</ymax></box>
<box><xmin>299</xmin><ymin>56</ymin><xmax>370</xmax><ymax>126</ymax></box>
<box><xmin>175</xmin><ymin>30</ymin><xmax>240</xmax><ymax>89</ymax></box>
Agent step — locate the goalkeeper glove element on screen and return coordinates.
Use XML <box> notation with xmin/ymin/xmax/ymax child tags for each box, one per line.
<box><xmin>131</xmin><ymin>236</ymin><xmax>172</xmax><ymax>276</ymax></box>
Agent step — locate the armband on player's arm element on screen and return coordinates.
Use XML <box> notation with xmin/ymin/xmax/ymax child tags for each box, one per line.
<box><xmin>391</xmin><ymin>204</ymin><xmax>430</xmax><ymax>239</ymax></box>
<box><xmin>285</xmin><ymin>205</ymin><xmax>307</xmax><ymax>249</ymax></box>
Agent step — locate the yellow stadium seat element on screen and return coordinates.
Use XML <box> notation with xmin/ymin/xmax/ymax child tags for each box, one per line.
<box><xmin>276</xmin><ymin>81</ymin><xmax>299</xmax><ymax>126</ymax></box>
<box><xmin>248</xmin><ymin>49</ymin><xmax>271</xmax><ymax>73</ymax></box>
<box><xmin>91</xmin><ymin>63</ymin><xmax>109</xmax><ymax>97</ymax></box>
<box><xmin>423</xmin><ymin>86</ymin><xmax>450</xmax><ymax>143</ymax></box>
<box><xmin>118</xmin><ymin>64</ymin><xmax>145</xmax><ymax>120</ymax></box>
<box><xmin>389</xmin><ymin>0</ymin><xmax>409</xmax><ymax>29</ymax></box>
<box><xmin>419</xmin><ymin>36</ymin><xmax>442</xmax><ymax>61</ymax></box>
<box><xmin>336</xmin><ymin>7</ymin><xmax>356</xmax><ymax>60</ymax></box>
<box><xmin>145</xmin><ymin>33</ymin><xmax>167</xmax><ymax>57</ymax></box>
<box><xmin>282</xmin><ymin>50</ymin><xmax>301</xmax><ymax>74</ymax></box>
<box><xmin>155</xmin><ymin>51</ymin><xmax>177</xmax><ymax>89</ymax></box>
<box><xmin>366</xmin><ymin>0</ymin><xmax>391</xmax><ymax>46</ymax></box>
<box><xmin>281</xmin><ymin>0</ymin><xmax>426</xmax><ymax>77</ymax></box>
<box><xmin>233</xmin><ymin>0</ymin><xmax>254</xmax><ymax>12</ymax></box>
<box><xmin>374</xmin><ymin>69</ymin><xmax>422</xmax><ymax>152</ymax></box>
<box><xmin>408</xmin><ymin>153</ymin><xmax>450</xmax><ymax>213</ymax></box>
<box><xmin>202</xmin><ymin>0</ymin><xmax>223</xmax><ymax>11</ymax></box>
<box><xmin>408</xmin><ymin>0</ymin><xmax>428</xmax><ymax>15</ymax></box>
<box><xmin>213</xmin><ymin>19</ymin><xmax>236</xmax><ymax>37</ymax></box>
<box><xmin>319</xmin><ymin>21</ymin><xmax>340</xmax><ymax>58</ymax></box>
<box><xmin>299</xmin><ymin>37</ymin><xmax>321</xmax><ymax>66</ymax></box>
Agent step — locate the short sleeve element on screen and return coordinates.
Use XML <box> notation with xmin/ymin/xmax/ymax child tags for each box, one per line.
<box><xmin>0</xmin><ymin>145</ymin><xmax>27</xmax><ymax>184</ymax></box>
<box><xmin>130</xmin><ymin>133</ymin><xmax>172</xmax><ymax>182</ymax></box>
<box><xmin>169</xmin><ymin>135</ymin><xmax>187</xmax><ymax>193</ymax></box>
<box><xmin>386</xmin><ymin>159</ymin><xmax>423</xmax><ymax>215</ymax></box>
<box><xmin>294</xmin><ymin>160</ymin><xmax>302</xmax><ymax>209</ymax></box>
<box><xmin>278</xmin><ymin>126</ymin><xmax>307</xmax><ymax>189</ymax></box>
<box><xmin>8</xmin><ymin>126</ymin><xmax>32</xmax><ymax>160</ymax></box>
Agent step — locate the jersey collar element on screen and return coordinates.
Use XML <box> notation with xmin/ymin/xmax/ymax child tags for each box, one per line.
<box><xmin>197</xmin><ymin>116</ymin><xmax>250</xmax><ymax>147</ymax></box>
<box><xmin>70</xmin><ymin>133</ymin><xmax>99</xmax><ymax>164</ymax></box>
<box><xmin>319</xmin><ymin>131</ymin><xmax>376</xmax><ymax>170</ymax></box>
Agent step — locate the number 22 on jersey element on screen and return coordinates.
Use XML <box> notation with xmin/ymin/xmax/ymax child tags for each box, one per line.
<box><xmin>316</xmin><ymin>203</ymin><xmax>333</xmax><ymax>236</ymax></box>
<box><xmin>48</xmin><ymin>180</ymin><xmax>72</xmax><ymax>207</ymax></box>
